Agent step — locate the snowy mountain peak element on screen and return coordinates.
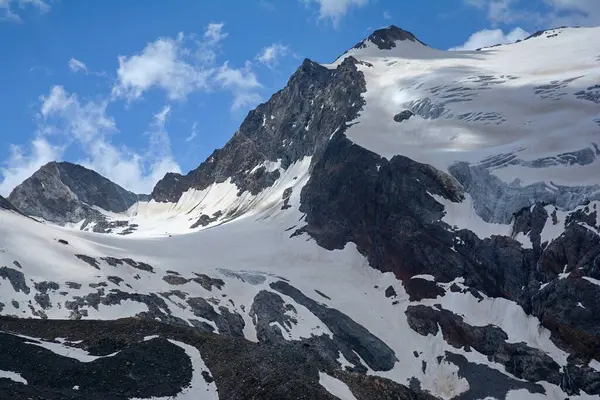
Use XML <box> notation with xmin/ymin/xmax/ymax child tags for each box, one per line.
<box><xmin>353</xmin><ymin>25</ymin><xmax>426</xmax><ymax>51</ymax></box>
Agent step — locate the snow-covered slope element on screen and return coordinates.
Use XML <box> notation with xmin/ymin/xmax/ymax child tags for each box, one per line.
<box><xmin>335</xmin><ymin>26</ymin><xmax>600</xmax><ymax>181</ymax></box>
<box><xmin>2</xmin><ymin>25</ymin><xmax>600</xmax><ymax>399</ymax></box>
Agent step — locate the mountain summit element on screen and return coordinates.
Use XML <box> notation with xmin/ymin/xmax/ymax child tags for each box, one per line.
<box><xmin>353</xmin><ymin>25</ymin><xmax>426</xmax><ymax>51</ymax></box>
<box><xmin>8</xmin><ymin>161</ymin><xmax>140</xmax><ymax>224</ymax></box>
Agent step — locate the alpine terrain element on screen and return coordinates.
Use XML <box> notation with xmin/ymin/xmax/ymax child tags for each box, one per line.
<box><xmin>1</xmin><ymin>25</ymin><xmax>600</xmax><ymax>399</ymax></box>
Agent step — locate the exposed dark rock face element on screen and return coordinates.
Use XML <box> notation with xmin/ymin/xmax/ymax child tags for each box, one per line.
<box><xmin>8</xmin><ymin>161</ymin><xmax>139</xmax><ymax>224</ymax></box>
<box><xmin>270</xmin><ymin>280</ymin><xmax>398</xmax><ymax>371</ymax></box>
<box><xmin>511</xmin><ymin>203</ymin><xmax>549</xmax><ymax>255</ymax></box>
<box><xmin>394</xmin><ymin>110</ymin><xmax>414</xmax><ymax>123</ymax></box>
<box><xmin>444</xmin><ymin>352</ymin><xmax>546</xmax><ymax>399</ymax></box>
<box><xmin>385</xmin><ymin>286</ymin><xmax>397</xmax><ymax>298</ymax></box>
<box><xmin>107</xmin><ymin>257</ymin><xmax>155</xmax><ymax>273</ymax></box>
<box><xmin>0</xmin><ymin>195</ymin><xmax>17</xmax><ymax>211</ymax></box>
<box><xmin>406</xmin><ymin>305</ymin><xmax>565</xmax><ymax>386</ymax></box>
<box><xmin>299</xmin><ymin>134</ymin><xmax>467</xmax><ymax>283</ymax></box>
<box><xmin>190</xmin><ymin>211</ymin><xmax>222</xmax><ymax>229</ymax></box>
<box><xmin>163</xmin><ymin>274</ymin><xmax>190</xmax><ymax>285</ymax></box>
<box><xmin>82</xmin><ymin>218</ymin><xmax>138</xmax><ymax>235</ymax></box>
<box><xmin>351</xmin><ymin>25</ymin><xmax>427</xmax><ymax>51</ymax></box>
<box><xmin>192</xmin><ymin>273</ymin><xmax>225</xmax><ymax>291</ymax></box>
<box><xmin>250</xmin><ymin>290</ymin><xmax>298</xmax><ymax>343</ymax></box>
<box><xmin>281</xmin><ymin>187</ymin><xmax>293</xmax><ymax>210</ymax></box>
<box><xmin>0</xmin><ymin>267</ymin><xmax>30</xmax><ymax>294</ymax></box>
<box><xmin>404</xmin><ymin>278</ymin><xmax>446</xmax><ymax>301</ymax></box>
<box><xmin>532</xmin><ymin>276</ymin><xmax>600</xmax><ymax>362</ymax></box>
<box><xmin>152</xmin><ymin>56</ymin><xmax>366</xmax><ymax>202</ymax></box>
<box><xmin>186</xmin><ymin>297</ymin><xmax>245</xmax><ymax>337</ymax></box>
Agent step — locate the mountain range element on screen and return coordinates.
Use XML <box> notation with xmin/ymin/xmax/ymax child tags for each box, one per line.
<box><xmin>1</xmin><ymin>25</ymin><xmax>600</xmax><ymax>399</ymax></box>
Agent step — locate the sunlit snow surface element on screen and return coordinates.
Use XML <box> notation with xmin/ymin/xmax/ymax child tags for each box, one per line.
<box><xmin>331</xmin><ymin>27</ymin><xmax>600</xmax><ymax>188</ymax></box>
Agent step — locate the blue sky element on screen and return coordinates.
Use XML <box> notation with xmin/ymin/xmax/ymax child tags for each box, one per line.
<box><xmin>0</xmin><ymin>0</ymin><xmax>598</xmax><ymax>194</ymax></box>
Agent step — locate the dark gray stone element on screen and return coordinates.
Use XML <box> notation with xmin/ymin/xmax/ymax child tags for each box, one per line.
<box><xmin>163</xmin><ymin>275</ymin><xmax>190</xmax><ymax>286</ymax></box>
<box><xmin>8</xmin><ymin>161</ymin><xmax>140</xmax><ymax>224</ymax></box>
<box><xmin>250</xmin><ymin>290</ymin><xmax>298</xmax><ymax>343</ymax></box>
<box><xmin>186</xmin><ymin>297</ymin><xmax>245</xmax><ymax>337</ymax></box>
<box><xmin>191</xmin><ymin>273</ymin><xmax>224</xmax><ymax>291</ymax></box>
<box><xmin>0</xmin><ymin>267</ymin><xmax>30</xmax><ymax>294</ymax></box>
<box><xmin>393</xmin><ymin>110</ymin><xmax>414</xmax><ymax>123</ymax></box>
<box><xmin>445</xmin><ymin>352</ymin><xmax>546</xmax><ymax>399</ymax></box>
<box><xmin>34</xmin><ymin>281</ymin><xmax>60</xmax><ymax>294</ymax></box>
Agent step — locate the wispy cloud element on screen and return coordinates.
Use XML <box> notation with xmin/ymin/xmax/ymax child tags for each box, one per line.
<box><xmin>0</xmin><ymin>0</ymin><xmax>50</xmax><ymax>22</ymax></box>
<box><xmin>301</xmin><ymin>0</ymin><xmax>369</xmax><ymax>26</ymax></box>
<box><xmin>214</xmin><ymin>61</ymin><xmax>262</xmax><ymax>110</ymax></box>
<box><xmin>449</xmin><ymin>27</ymin><xmax>529</xmax><ymax>50</ymax></box>
<box><xmin>256</xmin><ymin>43</ymin><xmax>290</xmax><ymax>67</ymax></box>
<box><xmin>383</xmin><ymin>10</ymin><xmax>392</xmax><ymax>20</ymax></box>
<box><xmin>185</xmin><ymin>122</ymin><xmax>199</xmax><ymax>142</ymax></box>
<box><xmin>0</xmin><ymin>137</ymin><xmax>62</xmax><ymax>195</ymax></box>
<box><xmin>68</xmin><ymin>58</ymin><xmax>88</xmax><ymax>74</ymax></box>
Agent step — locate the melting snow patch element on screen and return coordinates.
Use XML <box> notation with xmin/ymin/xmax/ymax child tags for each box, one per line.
<box><xmin>583</xmin><ymin>276</ymin><xmax>600</xmax><ymax>286</ymax></box>
<box><xmin>0</xmin><ymin>370</ymin><xmax>27</xmax><ymax>384</ymax></box>
<box><xmin>412</xmin><ymin>274</ymin><xmax>435</xmax><ymax>281</ymax></box>
<box><xmin>13</xmin><ymin>333</ymin><xmax>119</xmax><ymax>363</ymax></box>
<box><xmin>318</xmin><ymin>372</ymin><xmax>357</xmax><ymax>400</ymax></box>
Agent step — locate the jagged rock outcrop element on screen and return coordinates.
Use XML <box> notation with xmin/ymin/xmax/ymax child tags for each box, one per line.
<box><xmin>8</xmin><ymin>161</ymin><xmax>140</xmax><ymax>224</ymax></box>
<box><xmin>0</xmin><ymin>195</ymin><xmax>18</xmax><ymax>212</ymax></box>
<box><xmin>151</xmin><ymin>56</ymin><xmax>367</xmax><ymax>202</ymax></box>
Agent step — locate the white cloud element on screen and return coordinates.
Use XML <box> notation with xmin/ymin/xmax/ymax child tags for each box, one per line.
<box><xmin>185</xmin><ymin>122</ymin><xmax>199</xmax><ymax>142</ymax></box>
<box><xmin>383</xmin><ymin>10</ymin><xmax>392</xmax><ymax>20</ymax></box>
<box><xmin>0</xmin><ymin>0</ymin><xmax>50</xmax><ymax>22</ymax></box>
<box><xmin>215</xmin><ymin>61</ymin><xmax>262</xmax><ymax>110</ymax></box>
<box><xmin>450</xmin><ymin>27</ymin><xmax>530</xmax><ymax>50</ymax></box>
<box><xmin>256</xmin><ymin>43</ymin><xmax>289</xmax><ymax>66</ymax></box>
<box><xmin>112</xmin><ymin>23</ymin><xmax>262</xmax><ymax>110</ymax></box>
<box><xmin>76</xmin><ymin>104</ymin><xmax>181</xmax><ymax>193</ymax></box>
<box><xmin>40</xmin><ymin>85</ymin><xmax>116</xmax><ymax>143</ymax></box>
<box><xmin>464</xmin><ymin>0</ymin><xmax>600</xmax><ymax>26</ymax></box>
<box><xmin>0</xmin><ymin>137</ymin><xmax>61</xmax><ymax>196</ymax></box>
<box><xmin>112</xmin><ymin>33</ymin><xmax>212</xmax><ymax>101</ymax></box>
<box><xmin>302</xmin><ymin>0</ymin><xmax>369</xmax><ymax>25</ymax></box>
<box><xmin>0</xmin><ymin>86</ymin><xmax>182</xmax><ymax>194</ymax></box>
<box><xmin>204</xmin><ymin>22</ymin><xmax>228</xmax><ymax>45</ymax></box>
<box><xmin>68</xmin><ymin>58</ymin><xmax>88</xmax><ymax>73</ymax></box>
